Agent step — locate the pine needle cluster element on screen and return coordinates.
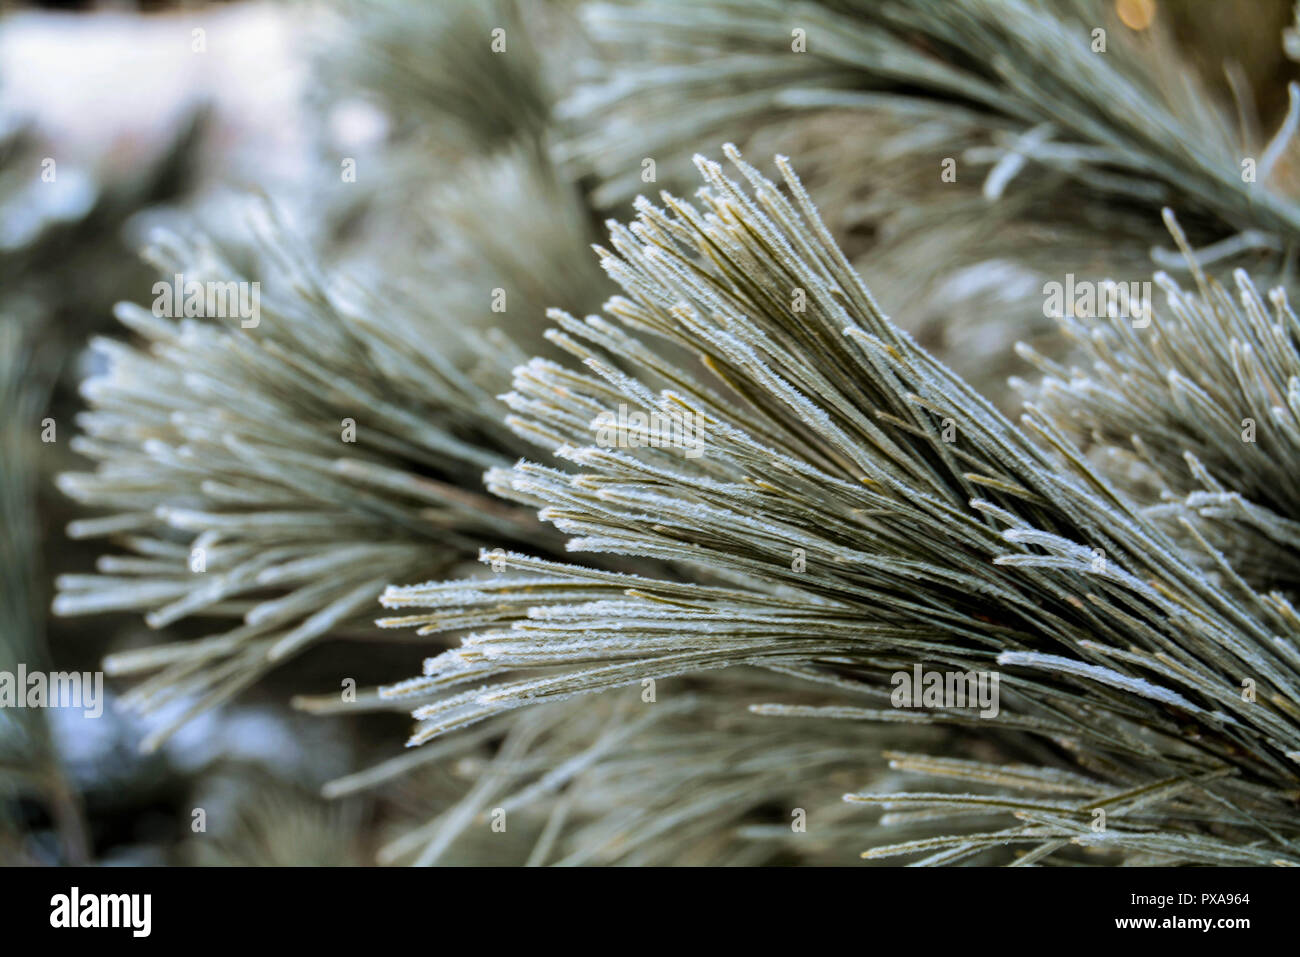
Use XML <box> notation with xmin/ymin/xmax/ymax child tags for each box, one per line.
<box><xmin>378</xmin><ymin>147</ymin><xmax>1300</xmax><ymax>864</ymax></box>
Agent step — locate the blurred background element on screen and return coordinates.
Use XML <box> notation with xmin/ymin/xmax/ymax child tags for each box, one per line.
<box><xmin>2</xmin><ymin>0</ymin><xmax>1299</xmax><ymax>866</ymax></box>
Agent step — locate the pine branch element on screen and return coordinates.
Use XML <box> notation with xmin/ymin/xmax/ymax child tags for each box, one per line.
<box><xmin>379</xmin><ymin>146</ymin><xmax>1300</xmax><ymax>864</ymax></box>
<box><xmin>52</xmin><ymin>225</ymin><xmax>553</xmax><ymax>749</ymax></box>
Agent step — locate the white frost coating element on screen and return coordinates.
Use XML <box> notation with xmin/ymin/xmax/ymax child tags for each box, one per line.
<box><xmin>996</xmin><ymin>652</ymin><xmax>1201</xmax><ymax>713</ymax></box>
